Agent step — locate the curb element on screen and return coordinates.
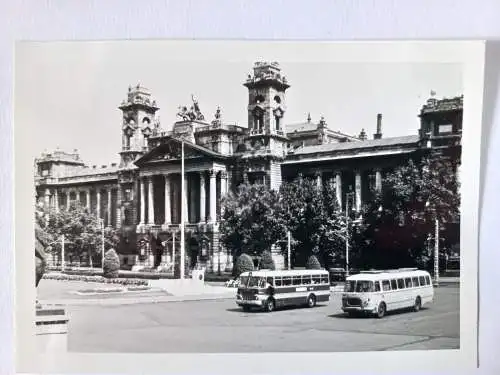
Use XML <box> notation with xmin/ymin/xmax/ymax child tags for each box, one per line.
<box><xmin>39</xmin><ymin>294</ymin><xmax>235</xmax><ymax>306</ymax></box>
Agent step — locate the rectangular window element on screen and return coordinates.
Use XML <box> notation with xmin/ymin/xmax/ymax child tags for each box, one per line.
<box><xmin>283</xmin><ymin>277</ymin><xmax>292</xmax><ymax>286</ymax></box>
<box><xmin>412</xmin><ymin>277</ymin><xmax>419</xmax><ymax>286</ymax></box>
<box><xmin>320</xmin><ymin>275</ymin><xmax>329</xmax><ymax>284</ymax></box>
<box><xmin>266</xmin><ymin>277</ymin><xmax>274</xmax><ymax>286</ymax></box>
<box><xmin>302</xmin><ymin>275</ymin><xmax>312</xmax><ymax>285</ymax></box>
<box><xmin>426</xmin><ymin>276</ymin><xmax>431</xmax><ymax>285</ymax></box>
<box><xmin>419</xmin><ymin>276</ymin><xmax>426</xmax><ymax>286</ymax></box>
<box><xmin>375</xmin><ymin>281</ymin><xmax>381</xmax><ymax>292</ymax></box>
<box><xmin>312</xmin><ymin>275</ymin><xmax>321</xmax><ymax>284</ymax></box>
<box><xmin>382</xmin><ymin>280</ymin><xmax>391</xmax><ymax>291</ymax></box>
<box><xmin>391</xmin><ymin>279</ymin><xmax>398</xmax><ymax>290</ymax></box>
<box><xmin>405</xmin><ymin>278</ymin><xmax>412</xmax><ymax>288</ymax></box>
<box><xmin>439</xmin><ymin>124</ymin><xmax>453</xmax><ymax>134</ymax></box>
<box><xmin>275</xmin><ymin>277</ymin><xmax>282</xmax><ymax>287</ymax></box>
<box><xmin>292</xmin><ymin>276</ymin><xmax>301</xmax><ymax>286</ymax></box>
<box><xmin>397</xmin><ymin>279</ymin><xmax>405</xmax><ymax>289</ymax></box>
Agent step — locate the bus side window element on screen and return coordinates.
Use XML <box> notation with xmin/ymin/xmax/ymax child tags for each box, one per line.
<box><xmin>283</xmin><ymin>277</ymin><xmax>292</xmax><ymax>286</ymax></box>
<box><xmin>275</xmin><ymin>277</ymin><xmax>282</xmax><ymax>287</ymax></box>
<box><xmin>302</xmin><ymin>275</ymin><xmax>311</xmax><ymax>285</ymax></box>
<box><xmin>419</xmin><ymin>276</ymin><xmax>426</xmax><ymax>286</ymax></box>
<box><xmin>412</xmin><ymin>276</ymin><xmax>419</xmax><ymax>286</ymax></box>
<box><xmin>320</xmin><ymin>275</ymin><xmax>329</xmax><ymax>284</ymax></box>
<box><xmin>312</xmin><ymin>275</ymin><xmax>321</xmax><ymax>284</ymax></box>
<box><xmin>266</xmin><ymin>277</ymin><xmax>274</xmax><ymax>286</ymax></box>
<box><xmin>405</xmin><ymin>278</ymin><xmax>412</xmax><ymax>288</ymax></box>
<box><xmin>375</xmin><ymin>281</ymin><xmax>381</xmax><ymax>292</ymax></box>
<box><xmin>292</xmin><ymin>276</ymin><xmax>301</xmax><ymax>286</ymax></box>
<box><xmin>390</xmin><ymin>279</ymin><xmax>398</xmax><ymax>290</ymax></box>
<box><xmin>425</xmin><ymin>276</ymin><xmax>431</xmax><ymax>285</ymax></box>
<box><xmin>397</xmin><ymin>279</ymin><xmax>405</xmax><ymax>289</ymax></box>
<box><xmin>382</xmin><ymin>280</ymin><xmax>391</xmax><ymax>291</ymax></box>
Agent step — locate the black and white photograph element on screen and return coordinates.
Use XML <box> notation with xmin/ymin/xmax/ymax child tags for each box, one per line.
<box><xmin>14</xmin><ymin>41</ymin><xmax>484</xmax><ymax>373</ymax></box>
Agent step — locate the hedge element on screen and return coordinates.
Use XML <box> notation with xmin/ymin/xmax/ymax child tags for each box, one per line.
<box><xmin>103</xmin><ymin>249</ymin><xmax>120</xmax><ymax>278</ymax></box>
<box><xmin>42</xmin><ymin>273</ymin><xmax>148</xmax><ymax>286</ymax></box>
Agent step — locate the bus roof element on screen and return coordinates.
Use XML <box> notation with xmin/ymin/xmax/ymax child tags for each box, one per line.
<box><xmin>346</xmin><ymin>268</ymin><xmax>431</xmax><ymax>281</ymax></box>
<box><xmin>240</xmin><ymin>269</ymin><xmax>329</xmax><ymax>278</ymax></box>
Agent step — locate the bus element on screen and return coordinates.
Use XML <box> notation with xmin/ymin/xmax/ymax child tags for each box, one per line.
<box><xmin>236</xmin><ymin>269</ymin><xmax>331</xmax><ymax>312</ymax></box>
<box><xmin>341</xmin><ymin>268</ymin><xmax>434</xmax><ymax>318</ymax></box>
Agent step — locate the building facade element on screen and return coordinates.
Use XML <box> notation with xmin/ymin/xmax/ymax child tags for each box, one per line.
<box><xmin>35</xmin><ymin>61</ymin><xmax>462</xmax><ymax>271</ymax></box>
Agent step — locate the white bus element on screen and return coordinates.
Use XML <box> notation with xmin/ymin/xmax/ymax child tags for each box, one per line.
<box><xmin>236</xmin><ymin>269</ymin><xmax>331</xmax><ymax>312</ymax></box>
<box><xmin>341</xmin><ymin>268</ymin><xmax>434</xmax><ymax>318</ymax></box>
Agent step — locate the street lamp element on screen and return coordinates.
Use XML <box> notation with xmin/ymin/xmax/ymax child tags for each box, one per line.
<box><xmin>99</xmin><ymin>218</ymin><xmax>105</xmax><ymax>270</ymax></box>
<box><xmin>425</xmin><ymin>201</ymin><xmax>440</xmax><ymax>286</ymax></box>
<box><xmin>345</xmin><ymin>191</ymin><xmax>355</xmax><ymax>277</ymax></box>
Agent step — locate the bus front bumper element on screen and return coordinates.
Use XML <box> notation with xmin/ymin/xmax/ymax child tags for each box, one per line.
<box><xmin>236</xmin><ymin>296</ymin><xmax>264</xmax><ymax>307</ymax></box>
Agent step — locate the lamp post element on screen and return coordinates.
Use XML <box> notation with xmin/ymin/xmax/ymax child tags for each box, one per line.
<box><xmin>345</xmin><ymin>191</ymin><xmax>355</xmax><ymax>277</ymax></box>
<box><xmin>99</xmin><ymin>218</ymin><xmax>105</xmax><ymax>270</ymax></box>
<box><xmin>426</xmin><ymin>201</ymin><xmax>440</xmax><ymax>286</ymax></box>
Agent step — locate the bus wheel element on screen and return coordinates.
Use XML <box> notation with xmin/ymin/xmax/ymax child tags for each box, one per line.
<box><xmin>265</xmin><ymin>298</ymin><xmax>275</xmax><ymax>313</ymax></box>
<box><xmin>376</xmin><ymin>302</ymin><xmax>386</xmax><ymax>318</ymax></box>
<box><xmin>413</xmin><ymin>296</ymin><xmax>422</xmax><ymax>312</ymax></box>
<box><xmin>307</xmin><ymin>294</ymin><xmax>316</xmax><ymax>308</ymax></box>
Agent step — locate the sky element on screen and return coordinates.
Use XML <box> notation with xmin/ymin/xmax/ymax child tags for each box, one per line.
<box><xmin>15</xmin><ymin>41</ymin><xmax>463</xmax><ymax>166</ymax></box>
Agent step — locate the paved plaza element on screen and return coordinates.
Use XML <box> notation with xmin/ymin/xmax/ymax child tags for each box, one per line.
<box><xmin>39</xmin><ymin>281</ymin><xmax>460</xmax><ymax>353</ymax></box>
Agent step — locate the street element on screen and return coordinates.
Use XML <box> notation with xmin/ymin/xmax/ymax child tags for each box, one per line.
<box><xmin>65</xmin><ymin>286</ymin><xmax>459</xmax><ymax>352</ymax></box>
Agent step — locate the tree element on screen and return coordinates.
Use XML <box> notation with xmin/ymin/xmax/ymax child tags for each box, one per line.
<box><xmin>355</xmin><ymin>153</ymin><xmax>460</xmax><ymax>270</ymax></box>
<box><xmin>37</xmin><ymin>202</ymin><xmax>120</xmax><ymax>267</ymax></box>
<box><xmin>220</xmin><ymin>183</ymin><xmax>286</xmax><ymax>259</ymax></box>
<box><xmin>103</xmin><ymin>249</ymin><xmax>120</xmax><ymax>278</ymax></box>
<box><xmin>234</xmin><ymin>253</ymin><xmax>255</xmax><ymax>276</ymax></box>
<box><xmin>259</xmin><ymin>250</ymin><xmax>275</xmax><ymax>270</ymax></box>
<box><xmin>306</xmin><ymin>254</ymin><xmax>322</xmax><ymax>270</ymax></box>
<box><xmin>278</xmin><ymin>177</ymin><xmax>345</xmax><ymax>268</ymax></box>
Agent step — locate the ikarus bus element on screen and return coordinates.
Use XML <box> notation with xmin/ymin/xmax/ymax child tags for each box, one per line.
<box><xmin>341</xmin><ymin>268</ymin><xmax>434</xmax><ymax>318</ymax></box>
<box><xmin>236</xmin><ymin>269</ymin><xmax>331</xmax><ymax>312</ymax></box>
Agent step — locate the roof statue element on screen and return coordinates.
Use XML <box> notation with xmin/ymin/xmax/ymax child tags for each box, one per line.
<box><xmin>176</xmin><ymin>94</ymin><xmax>205</xmax><ymax>121</ymax></box>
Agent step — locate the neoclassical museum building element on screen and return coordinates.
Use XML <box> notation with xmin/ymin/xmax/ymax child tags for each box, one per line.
<box><xmin>35</xmin><ymin>62</ymin><xmax>462</xmax><ymax>272</ymax></box>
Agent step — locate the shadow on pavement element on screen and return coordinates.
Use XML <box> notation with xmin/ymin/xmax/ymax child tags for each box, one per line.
<box><xmin>329</xmin><ymin>306</ymin><xmax>430</xmax><ymax>319</ymax></box>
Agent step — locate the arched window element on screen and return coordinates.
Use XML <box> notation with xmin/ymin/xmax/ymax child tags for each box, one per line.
<box><xmin>252</xmin><ymin>107</ymin><xmax>264</xmax><ymax>133</ymax></box>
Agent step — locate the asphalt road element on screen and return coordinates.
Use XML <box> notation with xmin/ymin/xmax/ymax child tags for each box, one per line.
<box><xmin>65</xmin><ymin>286</ymin><xmax>459</xmax><ymax>353</ymax></box>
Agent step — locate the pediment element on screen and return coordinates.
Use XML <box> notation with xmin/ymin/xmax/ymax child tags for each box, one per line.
<box><xmin>135</xmin><ymin>136</ymin><xmax>227</xmax><ymax>166</ymax></box>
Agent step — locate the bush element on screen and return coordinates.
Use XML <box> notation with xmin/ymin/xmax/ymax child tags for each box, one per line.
<box><xmin>259</xmin><ymin>251</ymin><xmax>275</xmax><ymax>270</ymax></box>
<box><xmin>103</xmin><ymin>249</ymin><xmax>120</xmax><ymax>278</ymax></box>
<box><xmin>42</xmin><ymin>273</ymin><xmax>148</xmax><ymax>286</ymax></box>
<box><xmin>235</xmin><ymin>253</ymin><xmax>254</xmax><ymax>276</ymax></box>
<box><xmin>306</xmin><ymin>255</ymin><xmax>322</xmax><ymax>270</ymax></box>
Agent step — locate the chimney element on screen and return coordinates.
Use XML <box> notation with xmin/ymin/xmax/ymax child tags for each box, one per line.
<box><xmin>374</xmin><ymin>113</ymin><xmax>383</xmax><ymax>139</ymax></box>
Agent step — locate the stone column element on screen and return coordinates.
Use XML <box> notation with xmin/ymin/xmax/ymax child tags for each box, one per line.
<box><xmin>335</xmin><ymin>172</ymin><xmax>342</xmax><ymax>208</ymax></box>
<box><xmin>355</xmin><ymin>171</ymin><xmax>362</xmax><ymax>212</ymax></box>
<box><xmin>315</xmin><ymin>171</ymin><xmax>322</xmax><ymax>189</ymax></box>
<box><xmin>148</xmin><ymin>176</ymin><xmax>155</xmax><ymax>224</ymax></box>
<box><xmin>189</xmin><ymin>174</ymin><xmax>196</xmax><ymax>224</ymax></box>
<box><xmin>86</xmin><ymin>190</ymin><xmax>91</xmax><ymax>211</ymax></box>
<box><xmin>116</xmin><ymin>188</ymin><xmax>122</xmax><ymax>228</ymax></box>
<box><xmin>209</xmin><ymin>169</ymin><xmax>217</xmax><ymax>222</ymax></box>
<box><xmin>199</xmin><ymin>172</ymin><xmax>206</xmax><ymax>223</ymax></box>
<box><xmin>140</xmin><ymin>178</ymin><xmax>146</xmax><ymax>225</ymax></box>
<box><xmin>220</xmin><ymin>171</ymin><xmax>228</xmax><ymax>217</ymax></box>
<box><xmin>375</xmin><ymin>169</ymin><xmax>382</xmax><ymax>193</ymax></box>
<box><xmin>76</xmin><ymin>190</ymin><xmax>81</xmax><ymax>204</ymax></box>
<box><xmin>184</xmin><ymin>174</ymin><xmax>190</xmax><ymax>223</ymax></box>
<box><xmin>96</xmin><ymin>190</ymin><xmax>101</xmax><ymax>219</ymax></box>
<box><xmin>66</xmin><ymin>191</ymin><xmax>71</xmax><ymax>210</ymax></box>
<box><xmin>107</xmin><ymin>189</ymin><xmax>112</xmax><ymax>227</ymax></box>
<box><xmin>54</xmin><ymin>189</ymin><xmax>59</xmax><ymax>212</ymax></box>
<box><xmin>164</xmin><ymin>174</ymin><xmax>171</xmax><ymax>225</ymax></box>
<box><xmin>44</xmin><ymin>189</ymin><xmax>51</xmax><ymax>209</ymax></box>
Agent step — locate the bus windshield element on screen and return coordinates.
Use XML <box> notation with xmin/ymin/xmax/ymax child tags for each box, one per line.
<box><xmin>246</xmin><ymin>276</ymin><xmax>266</xmax><ymax>288</ymax></box>
<box><xmin>345</xmin><ymin>280</ymin><xmax>374</xmax><ymax>293</ymax></box>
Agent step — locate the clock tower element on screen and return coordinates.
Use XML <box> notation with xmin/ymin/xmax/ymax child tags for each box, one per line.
<box><xmin>241</xmin><ymin>62</ymin><xmax>290</xmax><ymax>190</ymax></box>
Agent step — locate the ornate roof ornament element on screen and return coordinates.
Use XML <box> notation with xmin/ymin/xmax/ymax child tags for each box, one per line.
<box><xmin>176</xmin><ymin>95</ymin><xmax>205</xmax><ymax>121</ymax></box>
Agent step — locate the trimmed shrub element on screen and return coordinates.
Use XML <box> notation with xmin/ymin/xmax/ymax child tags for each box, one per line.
<box><xmin>259</xmin><ymin>251</ymin><xmax>275</xmax><ymax>270</ymax></box>
<box><xmin>103</xmin><ymin>249</ymin><xmax>120</xmax><ymax>278</ymax></box>
<box><xmin>235</xmin><ymin>253</ymin><xmax>254</xmax><ymax>276</ymax></box>
<box><xmin>42</xmin><ymin>273</ymin><xmax>148</xmax><ymax>286</ymax></box>
<box><xmin>306</xmin><ymin>255</ymin><xmax>322</xmax><ymax>270</ymax></box>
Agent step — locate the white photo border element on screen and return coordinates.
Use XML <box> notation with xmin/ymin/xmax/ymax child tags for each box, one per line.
<box><xmin>14</xmin><ymin>40</ymin><xmax>485</xmax><ymax>374</ymax></box>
